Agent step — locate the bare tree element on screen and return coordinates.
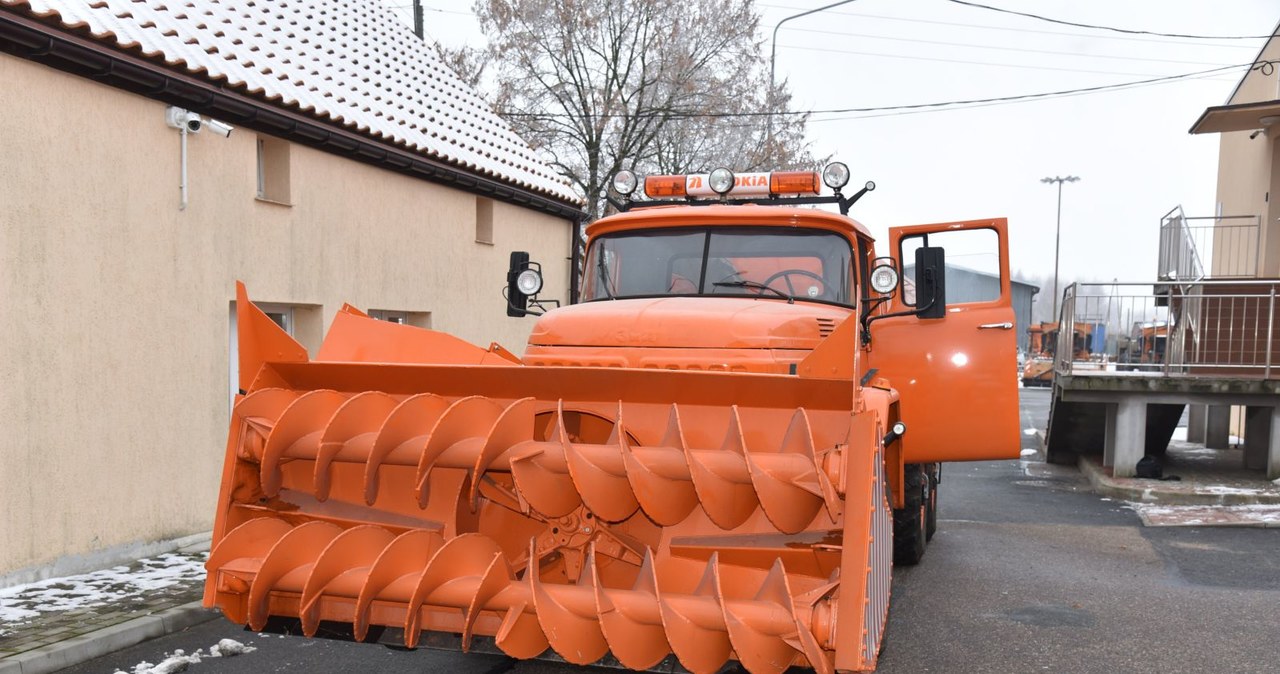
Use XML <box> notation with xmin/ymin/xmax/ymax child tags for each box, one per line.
<box><xmin>432</xmin><ymin>43</ymin><xmax>490</xmax><ymax>90</ymax></box>
<box><xmin>465</xmin><ymin>0</ymin><xmax>819</xmax><ymax>221</ymax></box>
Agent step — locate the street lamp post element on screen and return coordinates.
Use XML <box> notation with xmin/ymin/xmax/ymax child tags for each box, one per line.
<box><xmin>768</xmin><ymin>0</ymin><xmax>859</xmax><ymax>140</ymax></box>
<box><xmin>1041</xmin><ymin>175</ymin><xmax>1080</xmax><ymax>323</ymax></box>
<box><xmin>770</xmin><ymin>0</ymin><xmax>860</xmax><ymax>89</ymax></box>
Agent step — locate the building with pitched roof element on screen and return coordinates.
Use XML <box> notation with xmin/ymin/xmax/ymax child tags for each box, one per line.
<box><xmin>0</xmin><ymin>0</ymin><xmax>582</xmax><ymax>582</ymax></box>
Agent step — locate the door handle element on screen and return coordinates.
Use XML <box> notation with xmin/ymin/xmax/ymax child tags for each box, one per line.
<box><xmin>978</xmin><ymin>322</ymin><xmax>1013</xmax><ymax>330</ymax></box>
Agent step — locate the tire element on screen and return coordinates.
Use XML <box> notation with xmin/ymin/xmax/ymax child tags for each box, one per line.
<box><xmin>893</xmin><ymin>465</ymin><xmax>929</xmax><ymax>566</ymax></box>
<box><xmin>925</xmin><ymin>464</ymin><xmax>938</xmax><ymax>542</ymax></box>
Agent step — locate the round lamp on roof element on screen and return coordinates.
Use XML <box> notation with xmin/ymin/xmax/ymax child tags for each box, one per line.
<box><xmin>822</xmin><ymin>162</ymin><xmax>851</xmax><ymax>190</ymax></box>
<box><xmin>708</xmin><ymin>167</ymin><xmax>735</xmax><ymax>195</ymax></box>
<box><xmin>612</xmin><ymin>170</ymin><xmax>638</xmax><ymax>196</ymax></box>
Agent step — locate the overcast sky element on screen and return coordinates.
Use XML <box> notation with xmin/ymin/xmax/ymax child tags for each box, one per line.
<box><xmin>390</xmin><ymin>0</ymin><xmax>1277</xmax><ymax>288</ymax></box>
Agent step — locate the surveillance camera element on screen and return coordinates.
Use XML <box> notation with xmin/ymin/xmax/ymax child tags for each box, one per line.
<box><xmin>184</xmin><ymin>111</ymin><xmax>203</xmax><ymax>133</ymax></box>
<box><xmin>205</xmin><ymin>119</ymin><xmax>234</xmax><ymax>138</ymax></box>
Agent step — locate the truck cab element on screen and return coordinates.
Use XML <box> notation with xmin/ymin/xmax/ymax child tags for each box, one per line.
<box><xmin>523</xmin><ymin>203</ymin><xmax>865</xmax><ymax>374</ymax></box>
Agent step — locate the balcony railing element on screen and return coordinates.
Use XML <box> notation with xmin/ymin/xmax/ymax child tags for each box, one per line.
<box><xmin>1157</xmin><ymin>206</ymin><xmax>1261</xmax><ymax>281</ymax></box>
<box><xmin>1054</xmin><ymin>281</ymin><xmax>1279</xmax><ymax>379</ymax></box>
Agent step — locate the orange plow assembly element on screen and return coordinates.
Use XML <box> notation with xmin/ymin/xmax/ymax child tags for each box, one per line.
<box><xmin>205</xmin><ymin>285</ymin><xmax>893</xmax><ymax>673</ymax></box>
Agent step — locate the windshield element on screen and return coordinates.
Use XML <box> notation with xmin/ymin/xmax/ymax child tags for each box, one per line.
<box><xmin>582</xmin><ymin>227</ymin><xmax>854</xmax><ymax>305</ymax></box>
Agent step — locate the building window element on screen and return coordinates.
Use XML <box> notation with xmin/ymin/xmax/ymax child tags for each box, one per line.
<box><xmin>369</xmin><ymin>309</ymin><xmax>405</xmax><ymax>324</ymax></box>
<box><xmin>369</xmin><ymin>309</ymin><xmax>432</xmax><ymax>329</ymax></box>
<box><xmin>476</xmin><ymin>196</ymin><xmax>494</xmax><ymax>245</ymax></box>
<box><xmin>262</xmin><ymin>308</ymin><xmax>292</xmax><ymax>333</ymax></box>
<box><xmin>256</xmin><ymin>135</ymin><xmax>291</xmax><ymax>204</ymax></box>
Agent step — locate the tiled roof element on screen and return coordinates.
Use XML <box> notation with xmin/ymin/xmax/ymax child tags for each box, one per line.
<box><xmin>1</xmin><ymin>0</ymin><xmax>581</xmax><ymax>205</ymax></box>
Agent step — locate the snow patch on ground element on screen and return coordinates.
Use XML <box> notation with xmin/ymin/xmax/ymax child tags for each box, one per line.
<box><xmin>1198</xmin><ymin>485</ymin><xmax>1264</xmax><ymax>496</ymax></box>
<box><xmin>1170</xmin><ymin>428</ymin><xmax>1245</xmax><ymax>446</ymax></box>
<box><xmin>1128</xmin><ymin>503</ymin><xmax>1280</xmax><ymax>527</ymax></box>
<box><xmin>1019</xmin><ymin>448</ymin><xmax>1037</xmax><ymax>457</ymax></box>
<box><xmin>112</xmin><ymin>639</ymin><xmax>256</xmax><ymax>674</ymax></box>
<box><xmin>0</xmin><ymin>552</ymin><xmax>207</xmax><ymax>625</ymax></box>
<box><xmin>1022</xmin><ymin>428</ymin><xmax>1037</xmax><ymax>436</ymax></box>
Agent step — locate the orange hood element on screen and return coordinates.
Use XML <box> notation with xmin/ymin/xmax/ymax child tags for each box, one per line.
<box><xmin>527</xmin><ymin>297</ymin><xmax>853</xmax><ymax>351</ymax></box>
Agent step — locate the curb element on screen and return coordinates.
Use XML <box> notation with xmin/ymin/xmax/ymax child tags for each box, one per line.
<box><xmin>0</xmin><ymin>602</ymin><xmax>217</xmax><ymax>674</ymax></box>
<box><xmin>1077</xmin><ymin>456</ymin><xmax>1280</xmax><ymax>506</ymax></box>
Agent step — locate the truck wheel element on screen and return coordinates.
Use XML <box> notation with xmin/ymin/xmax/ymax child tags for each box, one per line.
<box><xmin>893</xmin><ymin>465</ymin><xmax>928</xmax><ymax>566</ymax></box>
<box><xmin>925</xmin><ymin>465</ymin><xmax>938</xmax><ymax>542</ymax></box>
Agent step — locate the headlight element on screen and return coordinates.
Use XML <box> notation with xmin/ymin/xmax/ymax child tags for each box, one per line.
<box><xmin>822</xmin><ymin>162</ymin><xmax>850</xmax><ymax>190</ymax></box>
<box><xmin>870</xmin><ymin>264</ymin><xmax>899</xmax><ymax>294</ymax></box>
<box><xmin>516</xmin><ymin>268</ymin><xmax>543</xmax><ymax>296</ymax></box>
<box><xmin>708</xmin><ymin>167</ymin><xmax>735</xmax><ymax>195</ymax></box>
<box><xmin>612</xmin><ymin>170</ymin><xmax>638</xmax><ymax>196</ymax></box>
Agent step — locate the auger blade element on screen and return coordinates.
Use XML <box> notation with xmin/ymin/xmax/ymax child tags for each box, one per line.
<box><xmin>656</xmin><ymin>554</ymin><xmax>732</xmax><ymax>674</ymax></box>
<box><xmin>591</xmin><ymin>548</ymin><xmax>670</xmax><ymax>670</ymax></box>
<box><xmin>299</xmin><ymin>525</ymin><xmax>395</xmax><ymax>636</ymax></box>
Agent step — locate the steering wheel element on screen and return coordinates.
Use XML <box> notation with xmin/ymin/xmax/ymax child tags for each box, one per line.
<box><xmin>761</xmin><ymin>269</ymin><xmax>827</xmax><ymax>298</ymax></box>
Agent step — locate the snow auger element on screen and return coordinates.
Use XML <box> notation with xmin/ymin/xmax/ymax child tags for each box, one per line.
<box><xmin>205</xmin><ymin>165</ymin><xmax>1020</xmax><ymax>673</ymax></box>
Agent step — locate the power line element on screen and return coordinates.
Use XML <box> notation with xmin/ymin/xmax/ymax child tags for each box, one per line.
<box><xmin>809</xmin><ymin>67</ymin><xmax>1235</xmax><ymax>122</ymax></box>
<box><xmin>778</xmin><ymin>26</ymin><xmax>1237</xmax><ymax>68</ymax></box>
<box><xmin>499</xmin><ymin>60</ymin><xmax>1272</xmax><ymax>121</ymax></box>
<box><xmin>778</xmin><ymin>42</ymin><xmax>1222</xmax><ymax>78</ymax></box>
<box><xmin>758</xmin><ymin>2</ymin><xmax>1263</xmax><ymax>49</ymax></box>
<box><xmin>945</xmin><ymin>0</ymin><xmax>1278</xmax><ymax>40</ymax></box>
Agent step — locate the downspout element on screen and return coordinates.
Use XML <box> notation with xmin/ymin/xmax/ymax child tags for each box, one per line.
<box><xmin>179</xmin><ymin>124</ymin><xmax>189</xmax><ymax>210</ymax></box>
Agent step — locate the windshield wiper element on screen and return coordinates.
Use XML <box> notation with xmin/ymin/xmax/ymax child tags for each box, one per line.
<box><xmin>596</xmin><ymin>254</ymin><xmax>615</xmax><ymax>299</ymax></box>
<box><xmin>712</xmin><ymin>280</ymin><xmax>794</xmax><ymax>303</ymax></box>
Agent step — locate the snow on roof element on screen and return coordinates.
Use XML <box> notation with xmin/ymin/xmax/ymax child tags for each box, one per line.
<box><xmin>2</xmin><ymin>0</ymin><xmax>581</xmax><ymax>205</ymax></box>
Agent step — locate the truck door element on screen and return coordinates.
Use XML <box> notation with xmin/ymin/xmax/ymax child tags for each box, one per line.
<box><xmin>870</xmin><ymin>218</ymin><xmax>1020</xmax><ymax>462</ymax></box>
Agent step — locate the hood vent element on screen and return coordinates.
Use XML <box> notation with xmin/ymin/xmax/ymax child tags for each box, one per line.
<box><xmin>816</xmin><ymin>317</ymin><xmax>838</xmax><ymax>338</ymax></box>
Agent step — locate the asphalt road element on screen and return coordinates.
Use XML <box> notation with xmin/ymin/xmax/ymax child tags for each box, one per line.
<box><xmin>64</xmin><ymin>388</ymin><xmax>1280</xmax><ymax>674</ymax></box>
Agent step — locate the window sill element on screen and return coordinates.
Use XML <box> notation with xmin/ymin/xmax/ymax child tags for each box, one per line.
<box><xmin>475</xmin><ymin>239</ymin><xmax>495</xmax><ymax>246</ymax></box>
<box><xmin>255</xmin><ymin>196</ymin><xmax>294</xmax><ymax>208</ymax></box>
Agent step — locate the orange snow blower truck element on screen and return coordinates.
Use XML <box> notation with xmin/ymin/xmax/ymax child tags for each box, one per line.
<box><xmin>204</xmin><ymin>163</ymin><xmax>1019</xmax><ymax>673</ymax></box>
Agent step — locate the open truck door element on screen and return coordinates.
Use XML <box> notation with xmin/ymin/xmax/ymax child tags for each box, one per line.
<box><xmin>869</xmin><ymin>218</ymin><xmax>1020</xmax><ymax>463</ymax></box>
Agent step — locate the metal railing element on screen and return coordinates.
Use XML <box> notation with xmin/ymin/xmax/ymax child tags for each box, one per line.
<box><xmin>1054</xmin><ymin>281</ymin><xmax>1279</xmax><ymax>379</ymax></box>
<box><xmin>1157</xmin><ymin>206</ymin><xmax>1261</xmax><ymax>281</ymax></box>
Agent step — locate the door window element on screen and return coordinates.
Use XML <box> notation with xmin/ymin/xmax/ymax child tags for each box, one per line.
<box><xmin>900</xmin><ymin>227</ymin><xmax>1001</xmax><ymax>306</ymax></box>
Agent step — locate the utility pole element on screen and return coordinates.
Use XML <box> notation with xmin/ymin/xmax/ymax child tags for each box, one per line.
<box><xmin>1041</xmin><ymin>175</ymin><xmax>1080</xmax><ymax>322</ymax></box>
<box><xmin>413</xmin><ymin>0</ymin><xmax>424</xmax><ymax>40</ymax></box>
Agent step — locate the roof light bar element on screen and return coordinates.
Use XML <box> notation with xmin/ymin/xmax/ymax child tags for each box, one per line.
<box><xmin>641</xmin><ymin>170</ymin><xmax>825</xmax><ymax>200</ymax></box>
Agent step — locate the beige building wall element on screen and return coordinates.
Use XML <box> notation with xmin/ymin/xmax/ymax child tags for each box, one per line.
<box><xmin>1215</xmin><ymin>39</ymin><xmax>1280</xmax><ymax>277</ymax></box>
<box><xmin>0</xmin><ymin>55</ymin><xmax>573</xmax><ymax>580</ymax></box>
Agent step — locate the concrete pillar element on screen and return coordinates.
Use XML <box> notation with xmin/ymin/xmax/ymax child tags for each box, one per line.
<box><xmin>1186</xmin><ymin>404</ymin><xmax>1207</xmax><ymax>444</ymax></box>
<box><xmin>1272</xmin><ymin>407</ymin><xmax>1280</xmax><ymax>481</ymax></box>
<box><xmin>1112</xmin><ymin>397</ymin><xmax>1147</xmax><ymax>478</ymax></box>
<box><xmin>1243</xmin><ymin>406</ymin><xmax>1280</xmax><ymax>480</ymax></box>
<box><xmin>1243</xmin><ymin>407</ymin><xmax>1269</xmax><ymax>471</ymax></box>
<box><xmin>1206</xmin><ymin>405</ymin><xmax>1232</xmax><ymax>449</ymax></box>
<box><xmin>1102</xmin><ymin>403</ymin><xmax>1118</xmax><ymax>468</ymax></box>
